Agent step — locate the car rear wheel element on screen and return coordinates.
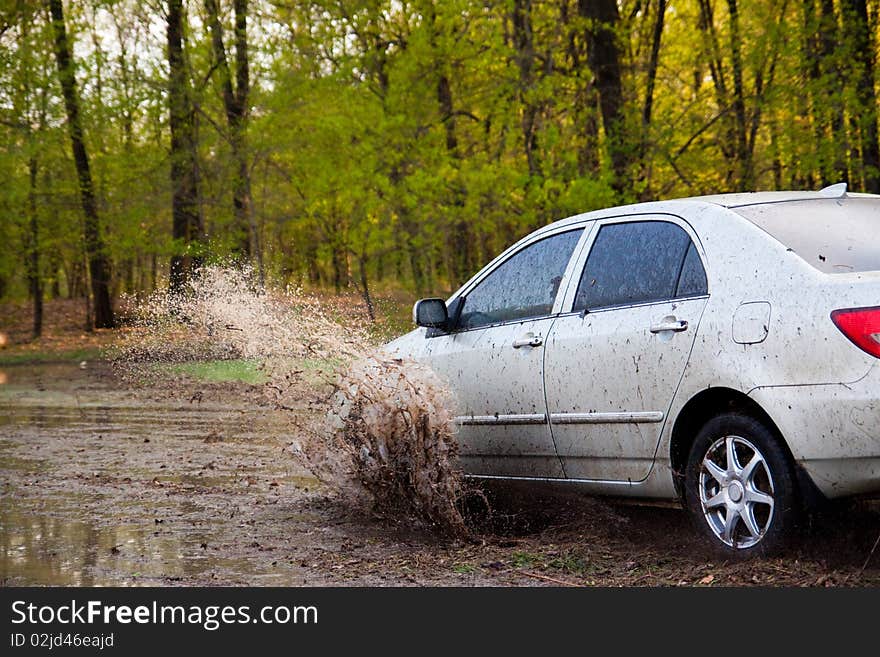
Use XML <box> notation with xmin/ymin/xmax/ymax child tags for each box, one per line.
<box><xmin>684</xmin><ymin>412</ymin><xmax>799</xmax><ymax>556</ymax></box>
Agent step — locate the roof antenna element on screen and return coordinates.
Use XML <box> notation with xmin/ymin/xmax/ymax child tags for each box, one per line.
<box><xmin>819</xmin><ymin>182</ymin><xmax>847</xmax><ymax>198</ymax></box>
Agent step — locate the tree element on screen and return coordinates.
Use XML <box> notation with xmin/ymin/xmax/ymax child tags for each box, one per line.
<box><xmin>841</xmin><ymin>0</ymin><xmax>880</xmax><ymax>193</ymax></box>
<box><xmin>638</xmin><ymin>0</ymin><xmax>668</xmax><ymax>197</ymax></box>
<box><xmin>512</xmin><ymin>0</ymin><xmax>542</xmax><ymax>178</ymax></box>
<box><xmin>8</xmin><ymin>4</ymin><xmax>45</xmax><ymax>338</ymax></box>
<box><xmin>204</xmin><ymin>0</ymin><xmax>260</xmax><ymax>272</ymax></box>
<box><xmin>167</xmin><ymin>0</ymin><xmax>205</xmax><ymax>290</ymax></box>
<box><xmin>5</xmin><ymin>0</ymin><xmax>880</xmax><ymax>321</ymax></box>
<box><xmin>580</xmin><ymin>0</ymin><xmax>629</xmax><ymax>196</ymax></box>
<box><xmin>46</xmin><ymin>0</ymin><xmax>114</xmax><ymax>328</ymax></box>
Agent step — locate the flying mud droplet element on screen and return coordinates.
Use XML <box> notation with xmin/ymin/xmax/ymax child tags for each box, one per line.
<box><xmin>113</xmin><ymin>264</ymin><xmax>472</xmax><ymax>537</ymax></box>
<box><xmin>289</xmin><ymin>355</ymin><xmax>471</xmax><ymax>538</ymax></box>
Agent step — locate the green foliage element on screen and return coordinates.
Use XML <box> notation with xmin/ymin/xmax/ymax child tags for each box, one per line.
<box><xmin>1</xmin><ymin>0</ymin><xmax>879</xmax><ymax>307</ymax></box>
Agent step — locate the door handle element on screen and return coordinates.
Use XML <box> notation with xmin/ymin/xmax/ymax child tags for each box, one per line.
<box><xmin>650</xmin><ymin>319</ymin><xmax>688</xmax><ymax>334</ymax></box>
<box><xmin>512</xmin><ymin>333</ymin><xmax>543</xmax><ymax>348</ymax></box>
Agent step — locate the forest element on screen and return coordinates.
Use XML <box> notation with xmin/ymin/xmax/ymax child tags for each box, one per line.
<box><xmin>1</xmin><ymin>0</ymin><xmax>879</xmax><ymax>334</ymax></box>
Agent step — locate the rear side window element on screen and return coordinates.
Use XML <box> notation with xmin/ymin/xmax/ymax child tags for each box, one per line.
<box><xmin>676</xmin><ymin>242</ymin><xmax>708</xmax><ymax>297</ymax></box>
<box><xmin>734</xmin><ymin>197</ymin><xmax>880</xmax><ymax>273</ymax></box>
<box><xmin>574</xmin><ymin>220</ymin><xmax>706</xmax><ymax>311</ymax></box>
<box><xmin>458</xmin><ymin>229</ymin><xmax>583</xmax><ymax>330</ymax></box>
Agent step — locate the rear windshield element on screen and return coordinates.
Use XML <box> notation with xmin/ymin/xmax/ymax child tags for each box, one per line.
<box><xmin>734</xmin><ymin>197</ymin><xmax>880</xmax><ymax>274</ymax></box>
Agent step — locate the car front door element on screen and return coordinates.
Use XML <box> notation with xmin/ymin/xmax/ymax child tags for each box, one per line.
<box><xmin>421</xmin><ymin>228</ymin><xmax>586</xmax><ymax>478</ymax></box>
<box><xmin>543</xmin><ymin>217</ymin><xmax>709</xmax><ymax>482</ymax></box>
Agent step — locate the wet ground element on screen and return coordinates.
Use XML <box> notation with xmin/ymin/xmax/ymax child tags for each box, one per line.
<box><xmin>2</xmin><ymin>362</ymin><xmax>879</xmax><ymax>587</ymax></box>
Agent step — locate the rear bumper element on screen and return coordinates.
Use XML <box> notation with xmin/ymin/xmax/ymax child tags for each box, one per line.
<box><xmin>748</xmin><ymin>366</ymin><xmax>880</xmax><ymax>498</ymax></box>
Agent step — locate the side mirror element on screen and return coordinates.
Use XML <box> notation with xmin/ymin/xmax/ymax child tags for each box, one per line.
<box><xmin>413</xmin><ymin>298</ymin><xmax>449</xmax><ymax>329</ymax></box>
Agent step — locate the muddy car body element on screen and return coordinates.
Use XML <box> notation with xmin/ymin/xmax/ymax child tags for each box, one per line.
<box><xmin>387</xmin><ymin>186</ymin><xmax>880</xmax><ymax>554</ymax></box>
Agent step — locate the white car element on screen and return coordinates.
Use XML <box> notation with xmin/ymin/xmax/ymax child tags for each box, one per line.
<box><xmin>387</xmin><ymin>184</ymin><xmax>880</xmax><ymax>555</ymax></box>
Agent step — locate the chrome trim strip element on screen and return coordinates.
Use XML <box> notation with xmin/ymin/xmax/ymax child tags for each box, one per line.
<box><xmin>454</xmin><ymin>411</ymin><xmax>663</xmax><ymax>426</ymax></box>
<box><xmin>454</xmin><ymin>413</ymin><xmax>546</xmax><ymax>426</ymax></box>
<box><xmin>464</xmin><ymin>473</ymin><xmax>639</xmax><ymax>486</ymax></box>
<box><xmin>549</xmin><ymin>411</ymin><xmax>664</xmax><ymax>424</ymax></box>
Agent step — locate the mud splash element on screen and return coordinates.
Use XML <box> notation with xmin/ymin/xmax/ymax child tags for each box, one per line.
<box><xmin>115</xmin><ymin>265</ymin><xmax>367</xmax><ymax>366</ymax></box>
<box><xmin>115</xmin><ymin>266</ymin><xmax>471</xmax><ymax>537</ymax></box>
<box><xmin>297</xmin><ymin>356</ymin><xmax>469</xmax><ymax>536</ymax></box>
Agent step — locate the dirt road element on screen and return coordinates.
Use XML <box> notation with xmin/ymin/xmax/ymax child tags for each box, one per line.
<box><xmin>2</xmin><ymin>362</ymin><xmax>879</xmax><ymax>586</ymax></box>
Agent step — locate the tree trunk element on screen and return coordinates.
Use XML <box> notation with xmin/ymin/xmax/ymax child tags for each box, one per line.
<box><xmin>725</xmin><ymin>0</ymin><xmax>751</xmax><ymax>188</ymax></box>
<box><xmin>769</xmin><ymin>118</ymin><xmax>784</xmax><ymax>189</ymax></box>
<box><xmin>639</xmin><ymin>0</ymin><xmax>667</xmax><ymax>197</ymax></box>
<box><xmin>438</xmin><ymin>72</ymin><xmax>473</xmax><ymax>283</ymax></box>
<box><xmin>430</xmin><ymin>8</ymin><xmax>473</xmax><ymax>287</ymax></box>
<box><xmin>354</xmin><ymin>247</ymin><xmax>375</xmax><ymax>323</ymax></box>
<box><xmin>818</xmin><ymin>0</ymin><xmax>848</xmax><ymax>184</ymax></box>
<box><xmin>576</xmin><ymin>82</ymin><xmax>601</xmax><ymax>176</ymax></box>
<box><xmin>19</xmin><ymin>13</ymin><xmax>42</xmax><ymax>337</ymax></box>
<box><xmin>580</xmin><ymin>0</ymin><xmax>629</xmax><ymax>193</ymax></box>
<box><xmin>642</xmin><ymin>0</ymin><xmax>666</xmax><ymax>139</ymax></box>
<box><xmin>842</xmin><ymin>0</ymin><xmax>880</xmax><ymax>192</ymax></box>
<box><xmin>49</xmin><ymin>250</ymin><xmax>61</xmax><ymax>299</ymax></box>
<box><xmin>82</xmin><ymin>245</ymin><xmax>93</xmax><ymax>330</ymax></box>
<box><xmin>46</xmin><ymin>0</ymin><xmax>114</xmax><ymax>328</ymax></box>
<box><xmin>205</xmin><ymin>0</ymin><xmax>261</xmax><ymax>274</ymax></box>
<box><xmin>66</xmin><ymin>259</ymin><xmax>82</xmax><ymax>299</ymax></box>
<box><xmin>801</xmin><ymin>0</ymin><xmax>825</xmax><ymax>186</ymax></box>
<box><xmin>331</xmin><ymin>242</ymin><xmax>346</xmax><ymax>295</ymax></box>
<box><xmin>26</xmin><ymin>155</ymin><xmax>42</xmax><ymax>339</ymax></box>
<box><xmin>512</xmin><ymin>0</ymin><xmax>542</xmax><ymax>177</ymax></box>
<box><xmin>697</xmin><ymin>0</ymin><xmax>738</xmax><ymax>184</ymax></box>
<box><xmin>167</xmin><ymin>0</ymin><xmax>205</xmax><ymax>290</ymax></box>
<box><xmin>437</xmin><ymin>74</ymin><xmax>458</xmax><ymax>156</ymax></box>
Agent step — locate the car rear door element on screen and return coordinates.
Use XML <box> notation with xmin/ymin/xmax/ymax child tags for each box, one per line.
<box><xmin>420</xmin><ymin>227</ymin><xmax>586</xmax><ymax>478</ymax></box>
<box><xmin>543</xmin><ymin>217</ymin><xmax>709</xmax><ymax>482</ymax></box>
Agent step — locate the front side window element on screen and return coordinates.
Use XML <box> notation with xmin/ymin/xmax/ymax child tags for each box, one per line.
<box><xmin>457</xmin><ymin>229</ymin><xmax>583</xmax><ymax>330</ymax></box>
<box><xmin>574</xmin><ymin>220</ymin><xmax>707</xmax><ymax>311</ymax></box>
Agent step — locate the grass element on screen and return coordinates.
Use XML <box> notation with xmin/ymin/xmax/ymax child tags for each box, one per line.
<box><xmin>161</xmin><ymin>356</ymin><xmax>339</xmax><ymax>385</ymax></box>
<box><xmin>163</xmin><ymin>359</ymin><xmax>268</xmax><ymax>385</ymax></box>
<box><xmin>0</xmin><ymin>347</ymin><xmax>105</xmax><ymax>366</ymax></box>
<box><xmin>510</xmin><ymin>551</ymin><xmax>540</xmax><ymax>568</ymax></box>
<box><xmin>506</xmin><ymin>550</ymin><xmax>592</xmax><ymax>576</ymax></box>
<box><xmin>546</xmin><ymin>555</ymin><xmax>592</xmax><ymax>575</ymax></box>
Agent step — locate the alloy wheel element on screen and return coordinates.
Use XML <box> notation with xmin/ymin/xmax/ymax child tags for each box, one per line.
<box><xmin>698</xmin><ymin>434</ymin><xmax>776</xmax><ymax>549</ymax></box>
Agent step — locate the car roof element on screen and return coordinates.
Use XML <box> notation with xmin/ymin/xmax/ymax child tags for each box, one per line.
<box><xmin>540</xmin><ymin>188</ymin><xmax>880</xmax><ymax>235</ymax></box>
<box><xmin>453</xmin><ymin>188</ymin><xmax>880</xmax><ymax>300</ymax></box>
<box><xmin>689</xmin><ymin>189</ymin><xmax>876</xmax><ymax>207</ymax></box>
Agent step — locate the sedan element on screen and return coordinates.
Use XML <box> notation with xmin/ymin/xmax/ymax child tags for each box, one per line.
<box><xmin>386</xmin><ymin>183</ymin><xmax>880</xmax><ymax>555</ymax></box>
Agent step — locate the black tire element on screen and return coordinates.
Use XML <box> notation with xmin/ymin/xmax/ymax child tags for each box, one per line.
<box><xmin>684</xmin><ymin>412</ymin><xmax>799</xmax><ymax>557</ymax></box>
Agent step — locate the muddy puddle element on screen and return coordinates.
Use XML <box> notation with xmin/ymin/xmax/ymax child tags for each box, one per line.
<box><xmin>3</xmin><ymin>362</ymin><xmax>880</xmax><ymax>587</ymax></box>
<box><xmin>0</xmin><ymin>362</ymin><xmax>329</xmax><ymax>586</ymax></box>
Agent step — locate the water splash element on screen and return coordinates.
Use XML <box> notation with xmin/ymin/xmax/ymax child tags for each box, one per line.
<box><xmin>115</xmin><ymin>265</ymin><xmax>471</xmax><ymax>537</ymax></box>
<box><xmin>116</xmin><ymin>265</ymin><xmax>367</xmax><ymax>366</ymax></box>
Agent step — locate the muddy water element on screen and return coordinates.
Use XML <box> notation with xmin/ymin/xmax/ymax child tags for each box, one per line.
<box><xmin>7</xmin><ymin>363</ymin><xmax>878</xmax><ymax>588</ymax></box>
<box><xmin>0</xmin><ymin>362</ymin><xmax>325</xmax><ymax>586</ymax></box>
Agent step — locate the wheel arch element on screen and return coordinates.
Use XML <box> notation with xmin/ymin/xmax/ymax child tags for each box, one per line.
<box><xmin>669</xmin><ymin>387</ymin><xmax>792</xmax><ymax>500</ymax></box>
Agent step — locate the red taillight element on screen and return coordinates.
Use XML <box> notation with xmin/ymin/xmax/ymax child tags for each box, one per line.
<box><xmin>831</xmin><ymin>307</ymin><xmax>880</xmax><ymax>358</ymax></box>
